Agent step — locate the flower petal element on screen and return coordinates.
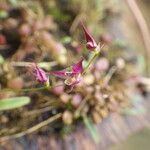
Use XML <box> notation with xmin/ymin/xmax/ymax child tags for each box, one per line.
<box><xmin>48</xmin><ymin>70</ymin><xmax>67</xmax><ymax>79</ymax></box>
<box><xmin>80</xmin><ymin>22</ymin><xmax>97</xmax><ymax>50</ymax></box>
<box><xmin>33</xmin><ymin>65</ymin><xmax>48</xmax><ymax>84</ymax></box>
<box><xmin>72</xmin><ymin>58</ymin><xmax>84</xmax><ymax>73</ymax></box>
<box><xmin>48</xmin><ymin>70</ymin><xmax>78</xmax><ymax>79</ymax></box>
<box><xmin>64</xmin><ymin>74</ymin><xmax>82</xmax><ymax>86</ymax></box>
<box><xmin>64</xmin><ymin>74</ymin><xmax>82</xmax><ymax>92</ymax></box>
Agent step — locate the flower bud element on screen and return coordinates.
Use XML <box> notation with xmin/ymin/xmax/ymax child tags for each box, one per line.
<box><xmin>7</xmin><ymin>77</ymin><xmax>24</xmax><ymax>90</ymax></box>
<box><xmin>52</xmin><ymin>84</ymin><xmax>64</xmax><ymax>95</ymax></box>
<box><xmin>92</xmin><ymin>110</ymin><xmax>102</xmax><ymax>124</ymax></box>
<box><xmin>71</xmin><ymin>94</ymin><xmax>82</xmax><ymax>108</ymax></box>
<box><xmin>60</xmin><ymin>93</ymin><xmax>70</xmax><ymax>103</ymax></box>
<box><xmin>116</xmin><ymin>58</ymin><xmax>125</xmax><ymax>69</ymax></box>
<box><xmin>62</xmin><ymin>110</ymin><xmax>73</xmax><ymax>125</ymax></box>
<box><xmin>32</xmin><ymin>64</ymin><xmax>49</xmax><ymax>85</ymax></box>
<box><xmin>19</xmin><ymin>24</ymin><xmax>31</xmax><ymax>37</ymax></box>
<box><xmin>83</xmin><ymin>74</ymin><xmax>95</xmax><ymax>85</ymax></box>
<box><xmin>80</xmin><ymin>22</ymin><xmax>97</xmax><ymax>50</ymax></box>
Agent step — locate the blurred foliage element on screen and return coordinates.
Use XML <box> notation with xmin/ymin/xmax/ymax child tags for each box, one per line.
<box><xmin>0</xmin><ymin>96</ymin><xmax>30</xmax><ymax>111</ymax></box>
<box><xmin>83</xmin><ymin>115</ymin><xmax>101</xmax><ymax>143</ymax></box>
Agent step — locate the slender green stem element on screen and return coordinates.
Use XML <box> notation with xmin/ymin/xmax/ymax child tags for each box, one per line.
<box><xmin>22</xmin><ymin>86</ymin><xmax>47</xmax><ymax>92</ymax></box>
<box><xmin>82</xmin><ymin>115</ymin><xmax>100</xmax><ymax>143</ymax></box>
<box><xmin>0</xmin><ymin>86</ymin><xmax>46</xmax><ymax>93</ymax></box>
<box><xmin>82</xmin><ymin>44</ymin><xmax>104</xmax><ymax>75</ymax></box>
<box><xmin>82</xmin><ymin>52</ymin><xmax>99</xmax><ymax>75</ymax></box>
<box><xmin>0</xmin><ymin>84</ymin><xmax>64</xmax><ymax>93</ymax></box>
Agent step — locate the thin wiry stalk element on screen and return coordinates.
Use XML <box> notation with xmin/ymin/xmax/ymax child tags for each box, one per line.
<box><xmin>0</xmin><ymin>113</ymin><xmax>62</xmax><ymax>143</ymax></box>
<box><xmin>0</xmin><ymin>84</ymin><xmax>64</xmax><ymax>93</ymax></box>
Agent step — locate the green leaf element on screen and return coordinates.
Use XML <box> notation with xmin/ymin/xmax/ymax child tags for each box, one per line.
<box><xmin>0</xmin><ymin>55</ymin><xmax>4</xmax><ymax>64</ymax></box>
<box><xmin>113</xmin><ymin>39</ymin><xmax>127</xmax><ymax>47</ymax></box>
<box><xmin>123</xmin><ymin>107</ymin><xmax>146</xmax><ymax>115</ymax></box>
<box><xmin>0</xmin><ymin>96</ymin><xmax>31</xmax><ymax>111</ymax></box>
<box><xmin>137</xmin><ymin>55</ymin><xmax>146</xmax><ymax>74</ymax></box>
<box><xmin>122</xmin><ymin>94</ymin><xmax>146</xmax><ymax>115</ymax></box>
<box><xmin>61</xmin><ymin>36</ymin><xmax>72</xmax><ymax>44</ymax></box>
<box><xmin>8</xmin><ymin>0</ymin><xmax>19</xmax><ymax>7</ymax></box>
<box><xmin>0</xmin><ymin>10</ymin><xmax>8</xmax><ymax>19</ymax></box>
<box><xmin>83</xmin><ymin>115</ymin><xmax>101</xmax><ymax>143</ymax></box>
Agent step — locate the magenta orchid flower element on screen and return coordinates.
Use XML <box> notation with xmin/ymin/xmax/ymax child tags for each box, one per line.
<box><xmin>32</xmin><ymin>64</ymin><xmax>49</xmax><ymax>85</ymax></box>
<box><xmin>80</xmin><ymin>22</ymin><xmax>97</xmax><ymax>50</ymax></box>
<box><xmin>48</xmin><ymin>58</ymin><xmax>84</xmax><ymax>88</ymax></box>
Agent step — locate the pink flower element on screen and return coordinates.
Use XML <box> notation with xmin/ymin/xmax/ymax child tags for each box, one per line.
<box><xmin>48</xmin><ymin>58</ymin><xmax>84</xmax><ymax>88</ymax></box>
<box><xmin>80</xmin><ymin>22</ymin><xmax>97</xmax><ymax>50</ymax></box>
<box><xmin>32</xmin><ymin>64</ymin><xmax>49</xmax><ymax>84</ymax></box>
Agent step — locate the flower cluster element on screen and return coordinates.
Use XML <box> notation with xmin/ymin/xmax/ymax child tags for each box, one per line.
<box><xmin>32</xmin><ymin>23</ymin><xmax>100</xmax><ymax>90</ymax></box>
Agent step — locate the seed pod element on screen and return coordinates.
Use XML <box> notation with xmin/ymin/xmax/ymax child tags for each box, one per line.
<box><xmin>82</xmin><ymin>105</ymin><xmax>89</xmax><ymax>114</ymax></box>
<box><xmin>95</xmin><ymin>85</ymin><xmax>100</xmax><ymax>91</ymax></box>
<box><xmin>19</xmin><ymin>24</ymin><xmax>31</xmax><ymax>37</ymax></box>
<box><xmin>7</xmin><ymin>77</ymin><xmax>24</xmax><ymax>90</ymax></box>
<box><xmin>88</xmin><ymin>98</ymin><xmax>95</xmax><ymax>106</ymax></box>
<box><xmin>94</xmin><ymin>70</ymin><xmax>101</xmax><ymax>80</ymax></box>
<box><xmin>52</xmin><ymin>82</ymin><xmax>64</xmax><ymax>95</ymax></box>
<box><xmin>83</xmin><ymin>74</ymin><xmax>95</xmax><ymax>85</ymax></box>
<box><xmin>109</xmin><ymin>96</ymin><xmax>116</xmax><ymax>103</ymax></box>
<box><xmin>71</xmin><ymin>94</ymin><xmax>82</xmax><ymax>108</ymax></box>
<box><xmin>62</xmin><ymin>111</ymin><xmax>73</xmax><ymax>125</ymax></box>
<box><xmin>94</xmin><ymin>89</ymin><xmax>106</xmax><ymax>106</ymax></box>
<box><xmin>85</xmin><ymin>86</ymin><xmax>94</xmax><ymax>94</ymax></box>
<box><xmin>116</xmin><ymin>58</ymin><xmax>125</xmax><ymax>69</ymax></box>
<box><xmin>92</xmin><ymin>110</ymin><xmax>102</xmax><ymax>124</ymax></box>
<box><xmin>94</xmin><ymin>105</ymin><xmax>106</xmax><ymax>117</ymax></box>
<box><xmin>95</xmin><ymin>105</ymin><xmax>101</xmax><ymax>113</ymax></box>
<box><xmin>52</xmin><ymin>85</ymin><xmax>64</xmax><ymax>95</ymax></box>
<box><xmin>115</xmin><ymin>92</ymin><xmax>124</xmax><ymax>102</ymax></box>
<box><xmin>60</xmin><ymin>93</ymin><xmax>70</xmax><ymax>104</ymax></box>
<box><xmin>99</xmin><ymin>108</ymin><xmax>108</xmax><ymax>118</ymax></box>
<box><xmin>94</xmin><ymin>91</ymin><xmax>102</xmax><ymax>101</ymax></box>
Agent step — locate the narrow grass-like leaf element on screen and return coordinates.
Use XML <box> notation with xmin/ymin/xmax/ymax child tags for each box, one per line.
<box><xmin>83</xmin><ymin>115</ymin><xmax>101</xmax><ymax>143</ymax></box>
<box><xmin>0</xmin><ymin>55</ymin><xmax>4</xmax><ymax>64</ymax></box>
<box><xmin>0</xmin><ymin>96</ymin><xmax>31</xmax><ymax>111</ymax></box>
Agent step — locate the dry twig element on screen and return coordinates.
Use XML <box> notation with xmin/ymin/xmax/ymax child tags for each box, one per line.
<box><xmin>0</xmin><ymin>113</ymin><xmax>62</xmax><ymax>143</ymax></box>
